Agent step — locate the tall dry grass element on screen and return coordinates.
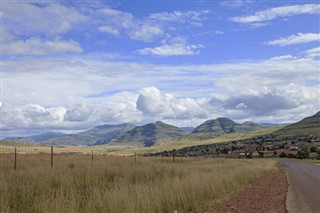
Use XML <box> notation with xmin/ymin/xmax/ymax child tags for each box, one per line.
<box><xmin>0</xmin><ymin>154</ymin><xmax>276</xmax><ymax>213</ymax></box>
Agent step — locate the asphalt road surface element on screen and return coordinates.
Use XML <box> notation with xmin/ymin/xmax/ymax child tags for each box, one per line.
<box><xmin>280</xmin><ymin>160</ymin><xmax>320</xmax><ymax>213</ymax></box>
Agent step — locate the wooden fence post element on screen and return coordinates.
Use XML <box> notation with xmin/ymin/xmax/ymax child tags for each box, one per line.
<box><xmin>135</xmin><ymin>152</ymin><xmax>137</xmax><ymax>164</ymax></box>
<box><xmin>14</xmin><ymin>147</ymin><xmax>17</xmax><ymax>171</ymax></box>
<box><xmin>173</xmin><ymin>149</ymin><xmax>176</xmax><ymax>163</ymax></box>
<box><xmin>51</xmin><ymin>146</ymin><xmax>53</xmax><ymax>168</ymax></box>
<box><xmin>91</xmin><ymin>150</ymin><xmax>94</xmax><ymax>165</ymax></box>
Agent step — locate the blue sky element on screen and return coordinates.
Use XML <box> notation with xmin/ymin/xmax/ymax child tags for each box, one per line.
<box><xmin>1</xmin><ymin>0</ymin><xmax>320</xmax><ymax>137</ymax></box>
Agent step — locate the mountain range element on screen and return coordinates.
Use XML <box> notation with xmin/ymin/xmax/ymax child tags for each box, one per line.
<box><xmin>5</xmin><ymin>118</ymin><xmax>265</xmax><ymax>146</ymax></box>
<box><xmin>8</xmin><ymin>123</ymin><xmax>136</xmax><ymax>146</ymax></box>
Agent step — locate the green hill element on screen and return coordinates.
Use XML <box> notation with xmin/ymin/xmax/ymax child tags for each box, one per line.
<box><xmin>230</xmin><ymin>121</ymin><xmax>263</xmax><ymax>133</ymax></box>
<box><xmin>189</xmin><ymin>118</ymin><xmax>262</xmax><ymax>139</ymax></box>
<box><xmin>273</xmin><ymin>111</ymin><xmax>320</xmax><ymax>137</ymax></box>
<box><xmin>112</xmin><ymin>121</ymin><xmax>186</xmax><ymax>147</ymax></box>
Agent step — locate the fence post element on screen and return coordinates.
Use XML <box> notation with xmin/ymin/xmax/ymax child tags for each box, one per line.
<box><xmin>173</xmin><ymin>149</ymin><xmax>176</xmax><ymax>163</ymax></box>
<box><xmin>162</xmin><ymin>154</ymin><xmax>164</xmax><ymax>163</ymax></box>
<box><xmin>91</xmin><ymin>150</ymin><xmax>94</xmax><ymax>165</ymax></box>
<box><xmin>134</xmin><ymin>152</ymin><xmax>137</xmax><ymax>164</ymax></box>
<box><xmin>51</xmin><ymin>146</ymin><xmax>53</xmax><ymax>168</ymax></box>
<box><xmin>14</xmin><ymin>147</ymin><xmax>17</xmax><ymax>170</ymax></box>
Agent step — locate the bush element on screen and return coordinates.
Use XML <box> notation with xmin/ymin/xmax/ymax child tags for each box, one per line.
<box><xmin>279</xmin><ymin>152</ymin><xmax>287</xmax><ymax>158</ymax></box>
<box><xmin>258</xmin><ymin>152</ymin><xmax>264</xmax><ymax>158</ymax></box>
<box><xmin>287</xmin><ymin>153</ymin><xmax>296</xmax><ymax>158</ymax></box>
<box><xmin>296</xmin><ymin>147</ymin><xmax>309</xmax><ymax>159</ymax></box>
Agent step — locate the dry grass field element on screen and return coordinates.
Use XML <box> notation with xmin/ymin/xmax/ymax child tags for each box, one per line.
<box><xmin>0</xmin><ymin>154</ymin><xmax>277</xmax><ymax>213</ymax></box>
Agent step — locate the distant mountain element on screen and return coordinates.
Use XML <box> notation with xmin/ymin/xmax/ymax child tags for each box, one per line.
<box><xmin>44</xmin><ymin>123</ymin><xmax>136</xmax><ymax>146</ymax></box>
<box><xmin>193</xmin><ymin>118</ymin><xmax>235</xmax><ymax>134</ymax></box>
<box><xmin>189</xmin><ymin>118</ymin><xmax>263</xmax><ymax>139</ymax></box>
<box><xmin>230</xmin><ymin>121</ymin><xmax>263</xmax><ymax>133</ymax></box>
<box><xmin>273</xmin><ymin>111</ymin><xmax>320</xmax><ymax>137</ymax></box>
<box><xmin>260</xmin><ymin>123</ymin><xmax>290</xmax><ymax>127</ymax></box>
<box><xmin>6</xmin><ymin>132</ymin><xmax>65</xmax><ymax>143</ymax></box>
<box><xmin>179</xmin><ymin>127</ymin><xmax>195</xmax><ymax>132</ymax></box>
<box><xmin>113</xmin><ymin>121</ymin><xmax>186</xmax><ymax>147</ymax></box>
<box><xmin>8</xmin><ymin>123</ymin><xmax>136</xmax><ymax>146</ymax></box>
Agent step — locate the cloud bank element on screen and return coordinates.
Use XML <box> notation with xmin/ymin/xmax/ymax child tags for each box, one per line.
<box><xmin>2</xmin><ymin>55</ymin><xmax>319</xmax><ymax>137</ymax></box>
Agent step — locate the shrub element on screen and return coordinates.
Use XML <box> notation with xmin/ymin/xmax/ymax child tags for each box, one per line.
<box><xmin>279</xmin><ymin>152</ymin><xmax>287</xmax><ymax>158</ymax></box>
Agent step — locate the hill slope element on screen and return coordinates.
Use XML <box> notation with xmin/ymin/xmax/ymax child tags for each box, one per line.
<box><xmin>7</xmin><ymin>123</ymin><xmax>137</xmax><ymax>146</ymax></box>
<box><xmin>189</xmin><ymin>118</ymin><xmax>262</xmax><ymax>139</ymax></box>
<box><xmin>43</xmin><ymin>123</ymin><xmax>136</xmax><ymax>146</ymax></box>
<box><xmin>113</xmin><ymin>121</ymin><xmax>186</xmax><ymax>147</ymax></box>
<box><xmin>273</xmin><ymin>111</ymin><xmax>320</xmax><ymax>137</ymax></box>
<box><xmin>5</xmin><ymin>132</ymin><xmax>65</xmax><ymax>143</ymax></box>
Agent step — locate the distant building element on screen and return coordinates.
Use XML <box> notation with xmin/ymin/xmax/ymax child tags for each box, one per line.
<box><xmin>289</xmin><ymin>146</ymin><xmax>298</xmax><ymax>151</ymax></box>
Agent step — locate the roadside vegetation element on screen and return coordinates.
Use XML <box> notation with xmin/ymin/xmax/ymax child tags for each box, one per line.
<box><xmin>0</xmin><ymin>154</ymin><xmax>276</xmax><ymax>213</ymax></box>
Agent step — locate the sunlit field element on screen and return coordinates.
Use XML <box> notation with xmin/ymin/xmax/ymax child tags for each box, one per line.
<box><xmin>0</xmin><ymin>154</ymin><xmax>277</xmax><ymax>213</ymax></box>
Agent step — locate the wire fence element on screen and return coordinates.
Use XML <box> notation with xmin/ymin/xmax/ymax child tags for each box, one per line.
<box><xmin>0</xmin><ymin>145</ymin><xmax>183</xmax><ymax>171</ymax></box>
<box><xmin>0</xmin><ymin>145</ymin><xmax>107</xmax><ymax>155</ymax></box>
<box><xmin>0</xmin><ymin>145</ymin><xmax>138</xmax><ymax>171</ymax></box>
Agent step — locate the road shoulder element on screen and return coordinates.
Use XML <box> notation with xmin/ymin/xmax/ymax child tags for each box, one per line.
<box><xmin>203</xmin><ymin>168</ymin><xmax>288</xmax><ymax>213</ymax></box>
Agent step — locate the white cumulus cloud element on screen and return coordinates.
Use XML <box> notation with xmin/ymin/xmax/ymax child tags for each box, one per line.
<box><xmin>136</xmin><ymin>87</ymin><xmax>208</xmax><ymax>120</ymax></box>
<box><xmin>64</xmin><ymin>102</ymin><xmax>94</xmax><ymax>122</ymax></box>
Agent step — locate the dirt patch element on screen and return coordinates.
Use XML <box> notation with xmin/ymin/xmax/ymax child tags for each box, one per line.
<box><xmin>204</xmin><ymin>168</ymin><xmax>288</xmax><ymax>213</ymax></box>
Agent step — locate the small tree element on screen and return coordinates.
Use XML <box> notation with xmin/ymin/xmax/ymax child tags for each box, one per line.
<box><xmin>296</xmin><ymin>147</ymin><xmax>309</xmax><ymax>159</ymax></box>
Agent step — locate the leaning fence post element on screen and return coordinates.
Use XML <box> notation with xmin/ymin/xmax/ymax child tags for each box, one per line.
<box><xmin>51</xmin><ymin>146</ymin><xmax>53</xmax><ymax>168</ymax></box>
<box><xmin>14</xmin><ymin>147</ymin><xmax>17</xmax><ymax>170</ymax></box>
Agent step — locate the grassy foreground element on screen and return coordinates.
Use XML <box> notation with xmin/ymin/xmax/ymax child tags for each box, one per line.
<box><xmin>0</xmin><ymin>155</ymin><xmax>276</xmax><ymax>213</ymax></box>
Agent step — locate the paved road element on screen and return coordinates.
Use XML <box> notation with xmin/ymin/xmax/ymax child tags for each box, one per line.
<box><xmin>280</xmin><ymin>160</ymin><xmax>320</xmax><ymax>213</ymax></box>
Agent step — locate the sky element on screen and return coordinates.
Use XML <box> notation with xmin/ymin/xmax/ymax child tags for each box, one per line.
<box><xmin>1</xmin><ymin>0</ymin><xmax>320</xmax><ymax>138</ymax></box>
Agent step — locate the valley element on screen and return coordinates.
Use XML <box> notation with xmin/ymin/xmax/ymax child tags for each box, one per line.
<box><xmin>2</xmin><ymin>112</ymin><xmax>319</xmax><ymax>159</ymax></box>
